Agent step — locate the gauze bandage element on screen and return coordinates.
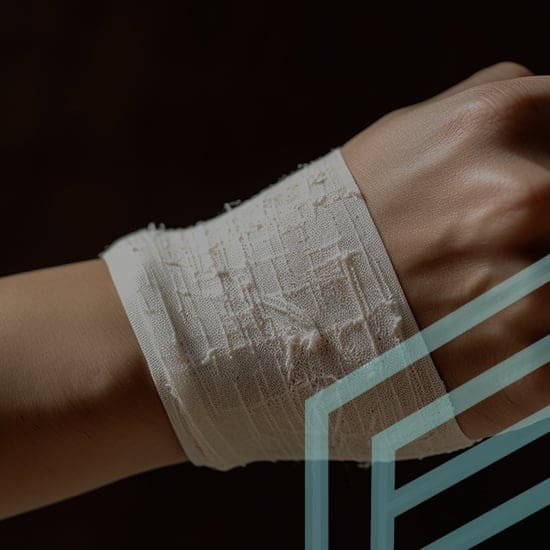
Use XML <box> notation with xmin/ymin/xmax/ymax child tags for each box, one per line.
<box><xmin>100</xmin><ymin>148</ymin><xmax>472</xmax><ymax>470</ymax></box>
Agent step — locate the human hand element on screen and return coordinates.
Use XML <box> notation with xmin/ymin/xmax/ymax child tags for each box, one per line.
<box><xmin>341</xmin><ymin>62</ymin><xmax>549</xmax><ymax>439</ymax></box>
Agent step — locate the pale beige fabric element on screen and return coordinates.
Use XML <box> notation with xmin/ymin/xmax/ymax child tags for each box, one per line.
<box><xmin>100</xmin><ymin>148</ymin><xmax>472</xmax><ymax>470</ymax></box>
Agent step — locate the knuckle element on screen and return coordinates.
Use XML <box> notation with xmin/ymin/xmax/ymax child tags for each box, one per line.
<box><xmin>459</xmin><ymin>77</ymin><xmax>537</xmax><ymax>129</ymax></box>
<box><xmin>454</xmin><ymin>85</ymin><xmax>512</xmax><ymax>130</ymax></box>
<box><xmin>453</xmin><ymin>78</ymin><xmax>545</xmax><ymax>143</ymax></box>
<box><xmin>490</xmin><ymin>61</ymin><xmax>533</xmax><ymax>79</ymax></box>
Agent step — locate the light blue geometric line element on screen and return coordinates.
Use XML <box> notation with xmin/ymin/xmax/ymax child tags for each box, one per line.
<box><xmin>312</xmin><ymin>254</ymin><xmax>550</xmax><ymax>414</ymax></box>
<box><xmin>371</xmin><ymin>336</ymin><xmax>550</xmax><ymax>550</ymax></box>
<box><xmin>372</xmin><ymin>336</ymin><xmax>550</xmax><ymax>460</ymax></box>
<box><xmin>390</xmin><ymin>406</ymin><xmax>549</xmax><ymax>515</ymax></box>
<box><xmin>370</xmin><ymin>341</ymin><xmax>549</xmax><ymax>548</ymax></box>
<box><xmin>370</xmin><ymin>455</ymin><xmax>396</xmax><ymax>549</ymax></box>
<box><xmin>370</xmin><ymin>338</ymin><xmax>549</xmax><ymax>549</ymax></box>
<box><xmin>305</xmin><ymin>405</ymin><xmax>329</xmax><ymax>550</ymax></box>
<box><xmin>305</xmin><ymin>254</ymin><xmax>549</xmax><ymax>550</ymax></box>
<box><xmin>423</xmin><ymin>478</ymin><xmax>550</xmax><ymax>550</ymax></box>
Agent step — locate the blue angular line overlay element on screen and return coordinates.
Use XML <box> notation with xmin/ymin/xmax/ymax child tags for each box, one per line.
<box><xmin>304</xmin><ymin>254</ymin><xmax>549</xmax><ymax>550</ymax></box>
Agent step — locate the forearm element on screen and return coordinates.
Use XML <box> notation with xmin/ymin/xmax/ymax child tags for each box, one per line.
<box><xmin>0</xmin><ymin>259</ymin><xmax>186</xmax><ymax>520</ymax></box>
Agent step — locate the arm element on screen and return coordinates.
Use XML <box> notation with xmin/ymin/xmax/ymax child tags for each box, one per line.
<box><xmin>1</xmin><ymin>61</ymin><xmax>548</xmax><ymax>519</ymax></box>
<box><xmin>0</xmin><ymin>258</ymin><xmax>186</xmax><ymax>520</ymax></box>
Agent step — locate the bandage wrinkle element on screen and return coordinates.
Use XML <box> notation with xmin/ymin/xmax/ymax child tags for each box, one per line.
<box><xmin>100</xmin><ymin>148</ymin><xmax>472</xmax><ymax>470</ymax></box>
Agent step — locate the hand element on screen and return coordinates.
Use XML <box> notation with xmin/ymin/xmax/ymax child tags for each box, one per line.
<box><xmin>341</xmin><ymin>62</ymin><xmax>549</xmax><ymax>439</ymax></box>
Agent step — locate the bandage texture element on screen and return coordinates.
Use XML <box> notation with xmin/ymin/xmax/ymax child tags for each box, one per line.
<box><xmin>100</xmin><ymin>148</ymin><xmax>472</xmax><ymax>470</ymax></box>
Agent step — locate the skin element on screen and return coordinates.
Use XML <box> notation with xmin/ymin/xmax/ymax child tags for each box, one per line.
<box><xmin>341</xmin><ymin>62</ymin><xmax>549</xmax><ymax>439</ymax></box>
<box><xmin>0</xmin><ymin>62</ymin><xmax>548</xmax><ymax>520</ymax></box>
<box><xmin>0</xmin><ymin>260</ymin><xmax>185</xmax><ymax>520</ymax></box>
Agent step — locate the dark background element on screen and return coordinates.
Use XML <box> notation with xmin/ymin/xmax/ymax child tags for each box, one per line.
<box><xmin>0</xmin><ymin>2</ymin><xmax>548</xmax><ymax>548</ymax></box>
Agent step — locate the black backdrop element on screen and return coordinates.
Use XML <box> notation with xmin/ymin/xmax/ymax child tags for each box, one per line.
<box><xmin>0</xmin><ymin>2</ymin><xmax>548</xmax><ymax>549</ymax></box>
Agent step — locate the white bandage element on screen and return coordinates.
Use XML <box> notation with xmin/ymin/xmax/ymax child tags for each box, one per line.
<box><xmin>100</xmin><ymin>148</ymin><xmax>472</xmax><ymax>470</ymax></box>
